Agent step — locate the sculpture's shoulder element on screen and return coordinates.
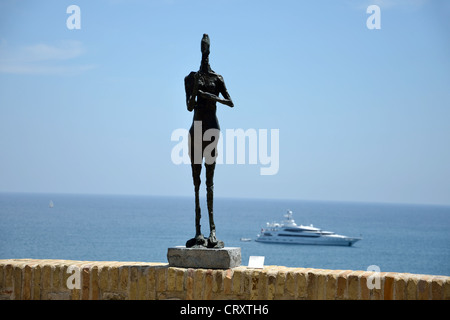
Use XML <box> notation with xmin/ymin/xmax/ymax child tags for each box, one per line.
<box><xmin>216</xmin><ymin>73</ymin><xmax>224</xmax><ymax>80</ymax></box>
<box><xmin>214</xmin><ymin>73</ymin><xmax>225</xmax><ymax>84</ymax></box>
<box><xmin>184</xmin><ymin>71</ymin><xmax>196</xmax><ymax>95</ymax></box>
<box><xmin>213</xmin><ymin>73</ymin><xmax>227</xmax><ymax>92</ymax></box>
<box><xmin>185</xmin><ymin>71</ymin><xmax>196</xmax><ymax>84</ymax></box>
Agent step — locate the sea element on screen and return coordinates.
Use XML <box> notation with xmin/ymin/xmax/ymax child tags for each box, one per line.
<box><xmin>1</xmin><ymin>192</ymin><xmax>449</xmax><ymax>277</ymax></box>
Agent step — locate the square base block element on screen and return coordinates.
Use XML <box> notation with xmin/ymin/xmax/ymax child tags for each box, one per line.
<box><xmin>167</xmin><ymin>246</ymin><xmax>241</xmax><ymax>269</ymax></box>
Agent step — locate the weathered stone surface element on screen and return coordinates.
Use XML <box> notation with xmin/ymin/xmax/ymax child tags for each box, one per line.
<box><xmin>2</xmin><ymin>259</ymin><xmax>450</xmax><ymax>300</ymax></box>
<box><xmin>167</xmin><ymin>246</ymin><xmax>241</xmax><ymax>269</ymax></box>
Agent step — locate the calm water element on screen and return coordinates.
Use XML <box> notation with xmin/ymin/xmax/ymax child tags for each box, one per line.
<box><xmin>1</xmin><ymin>192</ymin><xmax>449</xmax><ymax>276</ymax></box>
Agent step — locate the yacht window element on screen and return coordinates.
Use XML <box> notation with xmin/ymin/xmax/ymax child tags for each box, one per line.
<box><xmin>284</xmin><ymin>228</ymin><xmax>303</xmax><ymax>233</ymax></box>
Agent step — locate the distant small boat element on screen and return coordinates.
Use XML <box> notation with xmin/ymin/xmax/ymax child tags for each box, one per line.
<box><xmin>49</xmin><ymin>200</ymin><xmax>54</xmax><ymax>208</ymax></box>
<box><xmin>240</xmin><ymin>238</ymin><xmax>252</xmax><ymax>242</ymax></box>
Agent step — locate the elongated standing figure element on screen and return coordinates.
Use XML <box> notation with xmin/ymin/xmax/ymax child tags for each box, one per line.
<box><xmin>184</xmin><ymin>34</ymin><xmax>234</xmax><ymax>248</ymax></box>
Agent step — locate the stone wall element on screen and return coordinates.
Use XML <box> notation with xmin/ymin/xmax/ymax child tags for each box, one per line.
<box><xmin>1</xmin><ymin>259</ymin><xmax>449</xmax><ymax>300</ymax></box>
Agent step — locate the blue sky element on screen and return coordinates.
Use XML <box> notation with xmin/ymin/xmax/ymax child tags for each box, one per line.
<box><xmin>0</xmin><ymin>0</ymin><xmax>449</xmax><ymax>205</ymax></box>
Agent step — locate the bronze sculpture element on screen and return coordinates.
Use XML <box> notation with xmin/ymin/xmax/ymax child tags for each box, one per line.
<box><xmin>184</xmin><ymin>34</ymin><xmax>234</xmax><ymax>248</ymax></box>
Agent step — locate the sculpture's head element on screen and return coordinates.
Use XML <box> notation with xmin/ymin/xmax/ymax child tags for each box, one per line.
<box><xmin>201</xmin><ymin>34</ymin><xmax>210</xmax><ymax>56</ymax></box>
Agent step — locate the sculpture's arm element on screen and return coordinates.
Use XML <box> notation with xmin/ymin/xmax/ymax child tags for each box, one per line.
<box><xmin>187</xmin><ymin>92</ymin><xmax>196</xmax><ymax>112</ymax></box>
<box><xmin>198</xmin><ymin>90</ymin><xmax>234</xmax><ymax>107</ymax></box>
<box><xmin>185</xmin><ymin>72</ymin><xmax>198</xmax><ymax>112</ymax></box>
<box><xmin>220</xmin><ymin>78</ymin><xmax>234</xmax><ymax>108</ymax></box>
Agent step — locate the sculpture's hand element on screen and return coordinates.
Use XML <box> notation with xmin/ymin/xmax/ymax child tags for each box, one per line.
<box><xmin>198</xmin><ymin>90</ymin><xmax>218</xmax><ymax>100</ymax></box>
<box><xmin>198</xmin><ymin>90</ymin><xmax>234</xmax><ymax>107</ymax></box>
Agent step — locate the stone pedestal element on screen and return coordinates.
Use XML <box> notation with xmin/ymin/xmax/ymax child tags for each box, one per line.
<box><xmin>167</xmin><ymin>246</ymin><xmax>241</xmax><ymax>269</ymax></box>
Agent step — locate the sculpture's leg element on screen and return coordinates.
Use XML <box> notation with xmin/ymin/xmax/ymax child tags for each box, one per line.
<box><xmin>205</xmin><ymin>162</ymin><xmax>215</xmax><ymax>236</ymax></box>
<box><xmin>205</xmin><ymin>162</ymin><xmax>223</xmax><ymax>248</ymax></box>
<box><xmin>186</xmin><ymin>163</ymin><xmax>206</xmax><ymax>248</ymax></box>
<box><xmin>192</xmin><ymin>164</ymin><xmax>204</xmax><ymax>237</ymax></box>
<box><xmin>194</xmin><ymin>184</ymin><xmax>201</xmax><ymax>237</ymax></box>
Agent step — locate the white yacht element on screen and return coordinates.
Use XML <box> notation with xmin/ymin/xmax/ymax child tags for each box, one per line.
<box><xmin>255</xmin><ymin>210</ymin><xmax>361</xmax><ymax>246</ymax></box>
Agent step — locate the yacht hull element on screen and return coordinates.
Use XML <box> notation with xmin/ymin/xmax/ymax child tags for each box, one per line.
<box><xmin>255</xmin><ymin>236</ymin><xmax>361</xmax><ymax>246</ymax></box>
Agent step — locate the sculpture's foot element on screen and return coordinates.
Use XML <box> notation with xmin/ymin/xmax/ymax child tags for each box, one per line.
<box><xmin>186</xmin><ymin>234</ymin><xmax>207</xmax><ymax>248</ymax></box>
<box><xmin>207</xmin><ymin>239</ymin><xmax>224</xmax><ymax>249</ymax></box>
<box><xmin>207</xmin><ymin>231</ymin><xmax>224</xmax><ymax>249</ymax></box>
